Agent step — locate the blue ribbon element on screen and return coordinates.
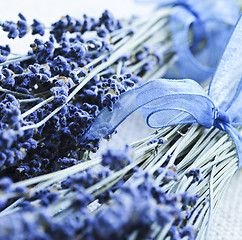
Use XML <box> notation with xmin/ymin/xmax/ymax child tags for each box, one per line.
<box><xmin>85</xmin><ymin>14</ymin><xmax>242</xmax><ymax>168</ymax></box>
<box><xmin>170</xmin><ymin>0</ymin><xmax>239</xmax><ymax>82</ymax></box>
<box><xmin>137</xmin><ymin>0</ymin><xmax>239</xmax><ymax>82</ymax></box>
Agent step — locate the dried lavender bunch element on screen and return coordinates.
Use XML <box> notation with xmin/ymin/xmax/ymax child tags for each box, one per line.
<box><xmin>0</xmin><ymin>2</ymin><xmax>234</xmax><ymax>180</ymax></box>
<box><xmin>0</xmin><ymin>8</ymin><xmax>176</xmax><ymax>181</ymax></box>
<box><xmin>0</xmin><ymin>0</ymin><xmax>238</xmax><ymax>182</ymax></box>
<box><xmin>0</xmin><ymin>3</ymin><xmax>240</xmax><ymax>239</ymax></box>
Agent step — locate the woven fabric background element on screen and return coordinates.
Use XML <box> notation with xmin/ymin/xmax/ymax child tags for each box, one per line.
<box><xmin>1</xmin><ymin>0</ymin><xmax>241</xmax><ymax>239</ymax></box>
<box><xmin>208</xmin><ymin>168</ymin><xmax>242</xmax><ymax>240</ymax></box>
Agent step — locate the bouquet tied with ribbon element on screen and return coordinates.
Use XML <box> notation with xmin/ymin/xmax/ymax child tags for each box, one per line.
<box><xmin>83</xmin><ymin>11</ymin><xmax>242</xmax><ymax>240</ymax></box>
<box><xmin>0</xmin><ymin>0</ymin><xmax>241</xmax><ymax>239</ymax></box>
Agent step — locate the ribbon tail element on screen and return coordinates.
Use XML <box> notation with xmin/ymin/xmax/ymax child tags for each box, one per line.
<box><xmin>208</xmin><ymin>14</ymin><xmax>242</xmax><ymax>112</ymax></box>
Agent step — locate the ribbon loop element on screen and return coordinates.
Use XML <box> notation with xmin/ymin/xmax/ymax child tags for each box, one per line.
<box><xmin>162</xmin><ymin>0</ymin><xmax>239</xmax><ymax>82</ymax></box>
<box><xmin>136</xmin><ymin>0</ymin><xmax>239</xmax><ymax>82</ymax></box>
<box><xmin>84</xmin><ymin>79</ymin><xmax>215</xmax><ymax>141</ymax></box>
<box><xmin>136</xmin><ymin>79</ymin><xmax>214</xmax><ymax>128</ymax></box>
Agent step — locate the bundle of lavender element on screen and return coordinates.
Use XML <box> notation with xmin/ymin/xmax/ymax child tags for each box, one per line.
<box><xmin>0</xmin><ymin>7</ymin><xmax>176</xmax><ymax>181</ymax></box>
<box><xmin>0</xmin><ymin>0</ymin><xmax>241</xmax><ymax>240</ymax></box>
<box><xmin>82</xmin><ymin>11</ymin><xmax>242</xmax><ymax>240</ymax></box>
<box><xmin>0</xmin><ymin>0</ymin><xmax>237</xmax><ymax>180</ymax></box>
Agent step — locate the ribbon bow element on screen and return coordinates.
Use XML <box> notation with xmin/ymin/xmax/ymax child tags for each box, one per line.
<box><xmin>84</xmin><ymin>15</ymin><xmax>242</xmax><ymax>168</ymax></box>
<box><xmin>151</xmin><ymin>0</ymin><xmax>239</xmax><ymax>82</ymax></box>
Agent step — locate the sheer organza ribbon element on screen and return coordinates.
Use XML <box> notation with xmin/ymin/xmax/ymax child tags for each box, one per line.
<box><xmin>137</xmin><ymin>0</ymin><xmax>239</xmax><ymax>82</ymax></box>
<box><xmin>84</xmin><ymin>15</ymin><xmax>242</xmax><ymax>168</ymax></box>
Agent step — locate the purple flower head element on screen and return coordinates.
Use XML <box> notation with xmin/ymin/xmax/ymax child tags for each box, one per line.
<box><xmin>17</xmin><ymin>13</ymin><xmax>28</xmax><ymax>38</ymax></box>
<box><xmin>101</xmin><ymin>145</ymin><xmax>133</xmax><ymax>171</ymax></box>
<box><xmin>31</xmin><ymin>19</ymin><xmax>45</xmax><ymax>36</ymax></box>
<box><xmin>185</xmin><ymin>168</ymin><xmax>203</xmax><ymax>183</ymax></box>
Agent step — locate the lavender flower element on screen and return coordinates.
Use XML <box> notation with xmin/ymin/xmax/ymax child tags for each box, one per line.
<box><xmin>101</xmin><ymin>145</ymin><xmax>133</xmax><ymax>171</ymax></box>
